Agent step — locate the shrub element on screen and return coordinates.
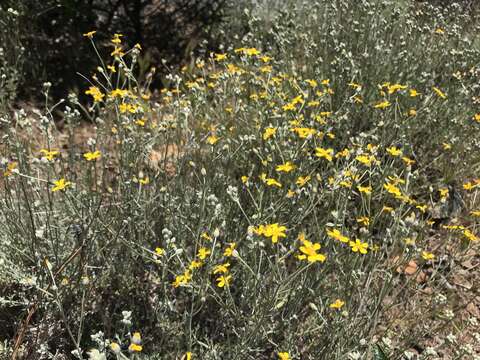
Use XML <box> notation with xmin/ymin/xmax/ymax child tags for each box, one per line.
<box><xmin>1</xmin><ymin>1</ymin><xmax>479</xmax><ymax>359</ymax></box>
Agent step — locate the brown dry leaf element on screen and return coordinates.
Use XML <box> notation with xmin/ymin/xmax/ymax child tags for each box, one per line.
<box><xmin>461</xmin><ymin>259</ymin><xmax>475</xmax><ymax>269</ymax></box>
<box><xmin>147</xmin><ymin>144</ymin><xmax>184</xmax><ymax>176</ymax></box>
<box><xmin>404</xmin><ymin>260</ymin><xmax>418</xmax><ymax>275</ymax></box>
<box><xmin>466</xmin><ymin>302</ymin><xmax>479</xmax><ymax>319</ymax></box>
<box><xmin>452</xmin><ymin>273</ymin><xmax>472</xmax><ymax>290</ymax></box>
<box><xmin>415</xmin><ymin>271</ymin><xmax>428</xmax><ymax>284</ymax></box>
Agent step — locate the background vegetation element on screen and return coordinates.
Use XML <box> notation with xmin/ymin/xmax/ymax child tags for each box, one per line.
<box><xmin>0</xmin><ymin>0</ymin><xmax>480</xmax><ymax>359</ymax></box>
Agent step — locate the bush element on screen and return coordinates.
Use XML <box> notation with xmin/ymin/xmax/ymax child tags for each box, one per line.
<box><xmin>1</xmin><ymin>0</ymin><xmax>480</xmax><ymax>359</ymax></box>
<box><xmin>0</xmin><ymin>0</ymin><xmax>228</xmax><ymax>102</ymax></box>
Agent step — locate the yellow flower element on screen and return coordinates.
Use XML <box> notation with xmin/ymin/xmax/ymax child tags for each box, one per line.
<box><xmin>253</xmin><ymin>225</ymin><xmax>266</xmax><ymax>236</ymax></box>
<box><xmin>83</xmin><ymin>30</ymin><xmax>96</xmax><ymax>38</ymax></box>
<box><xmin>383</xmin><ymin>182</ymin><xmax>402</xmax><ymax>197</ymax></box>
<box><xmin>374</xmin><ymin>100</ymin><xmax>391</xmax><ymax>109</ymax></box>
<box><xmin>260</xmin><ymin>65</ymin><xmax>272</xmax><ymax>73</ymax></box>
<box><xmin>305</xmin><ymin>79</ymin><xmax>318</xmax><ymax>88</ymax></box>
<box><xmin>111</xmin><ymin>46</ymin><xmax>124</xmax><ymax>57</ymax></box>
<box><xmin>213</xmin><ymin>53</ymin><xmax>227</xmax><ymax>61</ymax></box>
<box><xmin>421</xmin><ymin>251</ymin><xmax>435</xmax><ymax>261</ymax></box>
<box><xmin>265</xmin><ymin>223</ymin><xmax>287</xmax><ymax>243</ymax></box>
<box><xmin>443</xmin><ymin>224</ymin><xmax>465</xmax><ymax>230</ymax></box>
<box><xmin>463</xmin><ymin>229</ymin><xmax>478</xmax><ymax>242</ymax></box>
<box><xmin>387</xmin><ymin>84</ymin><xmax>407</xmax><ymax>94</ymax></box>
<box><xmin>52</xmin><ymin>178</ymin><xmax>71</xmax><ymax>192</ymax></box>
<box><xmin>213</xmin><ymin>263</ymin><xmax>230</xmax><ymax>274</ymax></box>
<box><xmin>224</xmin><ymin>243</ymin><xmax>236</xmax><ymax>257</ymax></box>
<box><xmin>326</xmin><ymin>228</ymin><xmax>349</xmax><ymax>243</ymax></box>
<box><xmin>263</xmin><ymin>127</ymin><xmax>277</xmax><ymax>140</ymax></box>
<box><xmin>298</xmin><ymin>239</ymin><xmax>326</xmax><ymax>263</ymax></box>
<box><xmin>357</xmin><ymin>185</ymin><xmax>372</xmax><ymax>195</ymax></box>
<box><xmin>265</xmin><ymin>177</ymin><xmax>282</xmax><ymax>188</ymax></box>
<box><xmin>282</xmin><ymin>102</ymin><xmax>296</xmax><ymax>111</ymax></box>
<box><xmin>463</xmin><ymin>182</ymin><xmax>475</xmax><ymax>190</ymax></box>
<box><xmin>432</xmin><ymin>86</ymin><xmax>447</xmax><ymax>99</ymax></box>
<box><xmin>234</xmin><ymin>47</ymin><xmax>259</xmax><ymax>56</ymax></box>
<box><xmin>435</xmin><ymin>27</ymin><xmax>445</xmax><ymax>34</ymax></box>
<box><xmin>197</xmin><ymin>248</ymin><xmax>211</xmax><ymax>260</ymax></box>
<box><xmin>139</xmin><ymin>177</ymin><xmax>150</xmax><ymax>185</ymax></box>
<box><xmin>155</xmin><ymin>247</ymin><xmax>165</xmax><ymax>256</ymax></box>
<box><xmin>131</xmin><ymin>332</ymin><xmax>141</xmax><ymax>345</ymax></box>
<box><xmin>128</xmin><ymin>344</ymin><xmax>142</xmax><ymax>352</ymax></box>
<box><xmin>329</xmin><ymin>299</ymin><xmax>345</xmax><ymax>309</ymax></box>
<box><xmin>109</xmin><ymin>342</ymin><xmax>121</xmax><ymax>354</ymax></box>
<box><xmin>473</xmin><ymin>113</ymin><xmax>480</xmax><ymax>123</ymax></box>
<box><xmin>349</xmin><ymin>239</ymin><xmax>369</xmax><ymax>254</ymax></box>
<box><xmin>172</xmin><ymin>270</ymin><xmax>192</xmax><ymax>287</ymax></box>
<box><xmin>3</xmin><ymin>161</ymin><xmax>17</xmax><ymax>177</ymax></box>
<box><xmin>409</xmin><ymin>89</ymin><xmax>420</xmax><ymax>97</ymax></box>
<box><xmin>245</xmin><ymin>47</ymin><xmax>260</xmax><ymax>56</ymax></box>
<box><xmin>85</xmin><ymin>86</ymin><xmax>104</xmax><ymax>102</ymax></box>
<box><xmin>216</xmin><ymin>275</ymin><xmax>232</xmax><ymax>288</ymax></box>
<box><xmin>442</xmin><ymin>143</ymin><xmax>452</xmax><ymax>150</ymax></box>
<box><xmin>119</xmin><ymin>102</ymin><xmax>138</xmax><ymax>113</ymax></box>
<box><xmin>111</xmin><ymin>33</ymin><xmax>123</xmax><ymax>43</ymax></box>
<box><xmin>402</xmin><ymin>156</ymin><xmax>415</xmax><ymax>166</ymax></box>
<box><xmin>189</xmin><ymin>260</ymin><xmax>203</xmax><ymax>270</ymax></box>
<box><xmin>439</xmin><ymin>188</ymin><xmax>449</xmax><ymax>199</ymax></box>
<box><xmin>135</xmin><ymin>118</ymin><xmax>146</xmax><ymax>126</ymax></box>
<box><xmin>336</xmin><ymin>148</ymin><xmax>350</xmax><ymax>159</ymax></box>
<box><xmin>470</xmin><ymin>210</ymin><xmax>480</xmax><ymax>217</ymax></box>
<box><xmin>356</xmin><ymin>154</ymin><xmax>373</xmax><ymax>166</ymax></box>
<box><xmin>207</xmin><ymin>135</ymin><xmax>219</xmax><ymax>145</ymax></box>
<box><xmin>296</xmin><ymin>175</ymin><xmax>311</xmax><ymax>187</ymax></box>
<box><xmin>416</xmin><ymin>204</ymin><xmax>428</xmax><ymax>213</ymax></box>
<box><xmin>107</xmin><ymin>65</ymin><xmax>116</xmax><ymax>73</ymax></box>
<box><xmin>110</xmin><ymin>88</ymin><xmax>129</xmax><ymax>98</ymax></box>
<box><xmin>386</xmin><ymin>146</ymin><xmax>402</xmax><ymax>156</ymax></box>
<box><xmin>183</xmin><ymin>352</ymin><xmax>192</xmax><ymax>360</ymax></box>
<box><xmin>226</xmin><ymin>63</ymin><xmax>243</xmax><ymax>75</ymax></box>
<box><xmin>200</xmin><ymin>232</ymin><xmax>212</xmax><ymax>241</ymax></box>
<box><xmin>367</xmin><ymin>143</ymin><xmax>377</xmax><ymax>152</ymax></box>
<box><xmin>241</xmin><ymin>176</ymin><xmax>249</xmax><ymax>184</ymax></box>
<box><xmin>315</xmin><ymin>147</ymin><xmax>334</xmax><ymax>161</ymax></box>
<box><xmin>382</xmin><ymin>206</ymin><xmax>394</xmax><ymax>213</ymax></box>
<box><xmin>278</xmin><ymin>352</ymin><xmax>290</xmax><ymax>360</ymax></box>
<box><xmin>83</xmin><ymin>150</ymin><xmax>101</xmax><ymax>161</ymax></box>
<box><xmin>276</xmin><ymin>161</ymin><xmax>296</xmax><ymax>173</ymax></box>
<box><xmin>255</xmin><ymin>223</ymin><xmax>287</xmax><ymax>244</ymax></box>
<box><xmin>292</xmin><ymin>127</ymin><xmax>316</xmax><ymax>139</ymax></box>
<box><xmin>40</xmin><ymin>149</ymin><xmax>59</xmax><ymax>161</ymax></box>
<box><xmin>356</xmin><ymin>217</ymin><xmax>370</xmax><ymax>226</ymax></box>
<box><xmin>297</xmin><ymin>232</ymin><xmax>306</xmax><ymax>242</ymax></box>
